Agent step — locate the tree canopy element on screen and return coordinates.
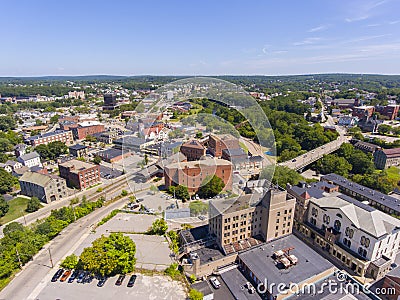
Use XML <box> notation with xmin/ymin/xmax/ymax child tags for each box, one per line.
<box><xmin>198</xmin><ymin>175</ymin><xmax>225</xmax><ymax>198</ymax></box>
<box><xmin>78</xmin><ymin>233</ymin><xmax>136</xmax><ymax>276</ymax></box>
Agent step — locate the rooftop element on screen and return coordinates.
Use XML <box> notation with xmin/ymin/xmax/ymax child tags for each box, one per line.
<box><xmin>238</xmin><ymin>234</ymin><xmax>334</xmax><ymax>296</ymax></box>
<box><xmin>310</xmin><ymin>195</ymin><xmax>400</xmax><ymax>238</ymax></box>
<box><xmin>164</xmin><ymin>157</ymin><xmax>232</xmax><ymax>169</ymax></box>
<box><xmin>19</xmin><ymin>171</ymin><xmax>61</xmax><ymax>187</ymax></box>
<box><xmin>322</xmin><ymin>173</ymin><xmax>400</xmax><ymax>213</ymax></box>
<box><xmin>18</xmin><ymin>151</ymin><xmax>40</xmax><ymax>161</ymax></box>
<box><xmin>381</xmin><ymin>147</ymin><xmax>400</xmax><ymax>157</ymax></box>
<box><xmin>59</xmin><ymin>159</ymin><xmax>97</xmax><ymax>173</ymax></box>
<box><xmin>69</xmin><ymin>144</ymin><xmax>87</xmax><ymax>151</ymax></box>
<box><xmin>97</xmin><ymin>148</ymin><xmax>127</xmax><ymax>159</ymax></box>
<box><xmin>181</xmin><ymin>140</ymin><xmax>205</xmax><ymax>150</ymax></box>
<box><xmin>26</xmin><ymin>130</ymin><xmax>69</xmax><ymax>141</ymax></box>
<box><xmin>220</xmin><ymin>268</ymin><xmax>262</xmax><ymax>300</ymax></box>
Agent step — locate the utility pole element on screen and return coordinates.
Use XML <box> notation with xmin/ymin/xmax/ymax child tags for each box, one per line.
<box><xmin>48</xmin><ymin>247</ymin><xmax>54</xmax><ymax>268</ymax></box>
<box><xmin>16</xmin><ymin>248</ymin><xmax>22</xmax><ymax>269</ymax></box>
<box><xmin>21</xmin><ymin>210</ymin><xmax>27</xmax><ymax>226</ymax></box>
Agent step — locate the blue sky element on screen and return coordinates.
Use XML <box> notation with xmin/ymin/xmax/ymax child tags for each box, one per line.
<box><xmin>1</xmin><ymin>0</ymin><xmax>400</xmax><ymax>76</ymax></box>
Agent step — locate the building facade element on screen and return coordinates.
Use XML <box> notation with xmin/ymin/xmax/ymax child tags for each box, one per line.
<box><xmin>26</xmin><ymin>130</ymin><xmax>74</xmax><ymax>146</ymax></box>
<box><xmin>68</xmin><ymin>144</ymin><xmax>88</xmax><ymax>158</ymax></box>
<box><xmin>17</xmin><ymin>151</ymin><xmax>42</xmax><ymax>168</ymax></box>
<box><xmin>180</xmin><ymin>140</ymin><xmax>206</xmax><ymax>161</ymax></box>
<box><xmin>208</xmin><ymin>134</ymin><xmax>240</xmax><ymax>158</ymax></box>
<box><xmin>296</xmin><ymin>195</ymin><xmax>400</xmax><ymax>278</ymax></box>
<box><xmin>374</xmin><ymin>148</ymin><xmax>400</xmax><ymax>169</ymax></box>
<box><xmin>164</xmin><ymin>157</ymin><xmax>233</xmax><ymax>194</ymax></box>
<box><xmin>72</xmin><ymin>122</ymin><xmax>105</xmax><ymax>140</ymax></box>
<box><xmin>208</xmin><ymin>188</ymin><xmax>295</xmax><ymax>254</ymax></box>
<box><xmin>19</xmin><ymin>171</ymin><xmax>68</xmax><ymax>203</ymax></box>
<box><xmin>59</xmin><ymin>159</ymin><xmax>101</xmax><ymax>189</ymax></box>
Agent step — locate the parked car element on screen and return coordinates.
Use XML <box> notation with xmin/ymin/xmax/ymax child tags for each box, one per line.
<box><xmin>84</xmin><ymin>273</ymin><xmax>94</xmax><ymax>283</ymax></box>
<box><xmin>210</xmin><ymin>276</ymin><xmax>221</xmax><ymax>289</ymax></box>
<box><xmin>137</xmin><ymin>198</ymin><xmax>144</xmax><ymax>202</ymax></box>
<box><xmin>77</xmin><ymin>271</ymin><xmax>87</xmax><ymax>283</ymax></box>
<box><xmin>68</xmin><ymin>270</ymin><xmax>79</xmax><ymax>283</ymax></box>
<box><xmin>198</xmin><ymin>215</ymin><xmax>206</xmax><ymax>221</ymax></box>
<box><xmin>51</xmin><ymin>269</ymin><xmax>64</xmax><ymax>282</ymax></box>
<box><xmin>97</xmin><ymin>276</ymin><xmax>108</xmax><ymax>287</ymax></box>
<box><xmin>60</xmin><ymin>270</ymin><xmax>71</xmax><ymax>282</ymax></box>
<box><xmin>115</xmin><ymin>274</ymin><xmax>126</xmax><ymax>286</ymax></box>
<box><xmin>127</xmin><ymin>275</ymin><xmax>137</xmax><ymax>287</ymax></box>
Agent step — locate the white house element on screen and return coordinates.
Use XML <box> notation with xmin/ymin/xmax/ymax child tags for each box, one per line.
<box><xmin>17</xmin><ymin>151</ymin><xmax>42</xmax><ymax>168</ymax></box>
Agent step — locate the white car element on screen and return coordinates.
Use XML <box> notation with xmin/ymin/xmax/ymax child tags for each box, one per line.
<box><xmin>210</xmin><ymin>277</ymin><xmax>221</xmax><ymax>289</ymax></box>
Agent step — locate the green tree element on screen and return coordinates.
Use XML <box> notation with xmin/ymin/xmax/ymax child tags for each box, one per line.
<box><xmin>348</xmin><ymin>150</ymin><xmax>374</xmax><ymax>175</ymax></box>
<box><xmin>189</xmin><ymin>289</ymin><xmax>203</xmax><ymax>300</ymax></box>
<box><xmin>0</xmin><ymin>195</ymin><xmax>10</xmax><ymax>218</ymax></box>
<box><xmin>175</xmin><ymin>185</ymin><xmax>190</xmax><ymax>201</ymax></box>
<box><xmin>61</xmin><ymin>254</ymin><xmax>79</xmax><ymax>269</ymax></box>
<box><xmin>149</xmin><ymin>218</ymin><xmax>168</xmax><ymax>235</ymax></box>
<box><xmin>378</xmin><ymin>124</ymin><xmax>392</xmax><ymax>135</ymax></box>
<box><xmin>78</xmin><ymin>233</ymin><xmax>136</xmax><ymax>276</ymax></box>
<box><xmin>195</xmin><ymin>132</ymin><xmax>203</xmax><ymax>138</ymax></box>
<box><xmin>121</xmin><ymin>190</ymin><xmax>128</xmax><ymax>196</ymax></box>
<box><xmin>92</xmin><ymin>156</ymin><xmax>102</xmax><ymax>165</ymax></box>
<box><xmin>0</xmin><ymin>168</ymin><xmax>16</xmax><ymax>194</ymax></box>
<box><xmin>262</xmin><ymin>165</ymin><xmax>304</xmax><ymax>187</ymax></box>
<box><xmin>50</xmin><ymin>114</ymin><xmax>60</xmax><ymax>124</ymax></box>
<box><xmin>26</xmin><ymin>196</ymin><xmax>41</xmax><ymax>213</ymax></box>
<box><xmin>336</xmin><ymin>143</ymin><xmax>354</xmax><ymax>160</ymax></box>
<box><xmin>198</xmin><ymin>175</ymin><xmax>225</xmax><ymax>198</ymax></box>
<box><xmin>85</xmin><ymin>135</ymin><xmax>97</xmax><ymax>143</ymax></box>
<box><xmin>315</xmin><ymin>154</ymin><xmax>352</xmax><ymax>176</ymax></box>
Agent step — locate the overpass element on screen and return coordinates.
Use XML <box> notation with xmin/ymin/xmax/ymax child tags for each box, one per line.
<box><xmin>278</xmin><ymin>135</ymin><xmax>348</xmax><ymax>171</ymax></box>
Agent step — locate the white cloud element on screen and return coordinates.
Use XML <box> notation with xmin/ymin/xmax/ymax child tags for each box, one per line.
<box><xmin>308</xmin><ymin>25</ymin><xmax>328</xmax><ymax>32</ymax></box>
<box><xmin>293</xmin><ymin>37</ymin><xmax>321</xmax><ymax>46</ymax></box>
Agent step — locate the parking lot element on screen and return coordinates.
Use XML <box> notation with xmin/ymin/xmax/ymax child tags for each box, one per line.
<box><xmin>35</xmin><ymin>212</ymin><xmax>179</xmax><ymax>299</ymax></box>
<box><xmin>135</xmin><ymin>190</ymin><xmax>177</xmax><ymax>213</ymax></box>
<box><xmin>99</xmin><ymin>165</ymin><xmax>123</xmax><ymax>179</ymax></box>
<box><xmin>37</xmin><ymin>274</ymin><xmax>186</xmax><ymax>300</ymax></box>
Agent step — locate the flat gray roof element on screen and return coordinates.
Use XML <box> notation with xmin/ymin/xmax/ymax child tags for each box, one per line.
<box><xmin>322</xmin><ymin>173</ymin><xmax>400</xmax><ymax>213</ymax></box>
<box><xmin>238</xmin><ymin>234</ymin><xmax>333</xmax><ymax>296</ymax></box>
<box><xmin>221</xmin><ymin>268</ymin><xmax>262</xmax><ymax>300</ymax></box>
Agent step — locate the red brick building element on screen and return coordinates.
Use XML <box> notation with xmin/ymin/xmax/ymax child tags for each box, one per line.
<box><xmin>164</xmin><ymin>157</ymin><xmax>233</xmax><ymax>194</ymax></box>
<box><xmin>352</xmin><ymin>106</ymin><xmax>375</xmax><ymax>119</ymax></box>
<box><xmin>180</xmin><ymin>140</ymin><xmax>206</xmax><ymax>161</ymax></box>
<box><xmin>59</xmin><ymin>159</ymin><xmax>101</xmax><ymax>189</ymax></box>
<box><xmin>376</xmin><ymin>104</ymin><xmax>400</xmax><ymax>120</ymax></box>
<box><xmin>208</xmin><ymin>134</ymin><xmax>240</xmax><ymax>158</ymax></box>
<box><xmin>72</xmin><ymin>122</ymin><xmax>105</xmax><ymax>140</ymax></box>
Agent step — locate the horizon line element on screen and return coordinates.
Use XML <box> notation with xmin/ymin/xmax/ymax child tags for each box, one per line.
<box><xmin>1</xmin><ymin>72</ymin><xmax>400</xmax><ymax>78</ymax></box>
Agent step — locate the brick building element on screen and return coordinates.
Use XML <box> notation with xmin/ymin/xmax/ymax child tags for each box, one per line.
<box><xmin>164</xmin><ymin>157</ymin><xmax>233</xmax><ymax>194</ymax></box>
<box><xmin>352</xmin><ymin>106</ymin><xmax>375</xmax><ymax>119</ymax></box>
<box><xmin>208</xmin><ymin>134</ymin><xmax>240</xmax><ymax>158</ymax></box>
<box><xmin>71</xmin><ymin>121</ymin><xmax>105</xmax><ymax>140</ymax></box>
<box><xmin>26</xmin><ymin>130</ymin><xmax>74</xmax><ymax>146</ymax></box>
<box><xmin>59</xmin><ymin>159</ymin><xmax>101</xmax><ymax>189</ymax></box>
<box><xmin>180</xmin><ymin>140</ymin><xmax>206</xmax><ymax>161</ymax></box>
<box><xmin>376</xmin><ymin>104</ymin><xmax>400</xmax><ymax>120</ymax></box>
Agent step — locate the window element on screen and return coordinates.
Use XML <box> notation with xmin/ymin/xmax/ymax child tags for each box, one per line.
<box><xmin>334</xmin><ymin>220</ymin><xmax>341</xmax><ymax>231</ymax></box>
<box><xmin>323</xmin><ymin>214</ymin><xmax>330</xmax><ymax>224</ymax></box>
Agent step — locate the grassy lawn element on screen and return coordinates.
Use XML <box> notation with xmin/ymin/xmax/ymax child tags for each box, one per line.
<box><xmin>386</xmin><ymin>167</ymin><xmax>400</xmax><ymax>183</ymax></box>
<box><xmin>239</xmin><ymin>141</ymin><xmax>249</xmax><ymax>153</ymax></box>
<box><xmin>0</xmin><ymin>196</ymin><xmax>31</xmax><ymax>225</ymax></box>
<box><xmin>189</xmin><ymin>200</ymin><xmax>209</xmax><ymax>216</ymax></box>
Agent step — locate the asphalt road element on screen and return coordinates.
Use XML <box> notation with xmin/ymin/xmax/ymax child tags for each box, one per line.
<box><xmin>0</xmin><ymin>196</ymin><xmax>132</xmax><ymax>300</ymax></box>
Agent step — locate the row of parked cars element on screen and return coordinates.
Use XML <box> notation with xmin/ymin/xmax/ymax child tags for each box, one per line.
<box><xmin>51</xmin><ymin>269</ymin><xmax>137</xmax><ymax>288</ymax></box>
